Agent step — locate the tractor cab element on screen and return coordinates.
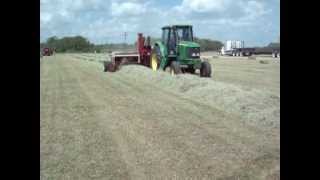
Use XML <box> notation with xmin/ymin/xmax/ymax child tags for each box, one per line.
<box><xmin>152</xmin><ymin>25</ymin><xmax>211</xmax><ymax>77</ymax></box>
<box><xmin>162</xmin><ymin>25</ymin><xmax>194</xmax><ymax>56</ymax></box>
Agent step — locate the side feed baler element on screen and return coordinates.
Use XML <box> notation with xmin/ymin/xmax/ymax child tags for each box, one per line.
<box><xmin>104</xmin><ymin>33</ymin><xmax>151</xmax><ymax>72</ymax></box>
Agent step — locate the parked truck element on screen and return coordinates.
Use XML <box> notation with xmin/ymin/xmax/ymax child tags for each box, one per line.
<box><xmin>220</xmin><ymin>40</ymin><xmax>255</xmax><ymax>56</ymax></box>
<box><xmin>254</xmin><ymin>45</ymin><xmax>280</xmax><ymax>58</ymax></box>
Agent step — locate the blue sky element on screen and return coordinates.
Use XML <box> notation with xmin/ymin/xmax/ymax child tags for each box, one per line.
<box><xmin>40</xmin><ymin>0</ymin><xmax>280</xmax><ymax>46</ymax></box>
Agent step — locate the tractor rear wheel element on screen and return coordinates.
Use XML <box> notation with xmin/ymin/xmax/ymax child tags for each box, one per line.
<box><xmin>151</xmin><ymin>46</ymin><xmax>161</xmax><ymax>71</ymax></box>
<box><xmin>170</xmin><ymin>61</ymin><xmax>182</xmax><ymax>75</ymax></box>
<box><xmin>200</xmin><ymin>61</ymin><xmax>212</xmax><ymax>77</ymax></box>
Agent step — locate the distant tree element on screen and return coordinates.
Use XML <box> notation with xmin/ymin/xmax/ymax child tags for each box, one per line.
<box><xmin>46</xmin><ymin>36</ymin><xmax>59</xmax><ymax>49</ymax></box>
<box><xmin>142</xmin><ymin>36</ymin><xmax>223</xmax><ymax>51</ymax></box>
<box><xmin>43</xmin><ymin>36</ymin><xmax>94</xmax><ymax>53</ymax></box>
<box><xmin>39</xmin><ymin>35</ymin><xmax>229</xmax><ymax>53</ymax></box>
<box><xmin>268</xmin><ymin>42</ymin><xmax>280</xmax><ymax>48</ymax></box>
<box><xmin>40</xmin><ymin>43</ymin><xmax>46</xmax><ymax>49</ymax></box>
<box><xmin>194</xmin><ymin>37</ymin><xmax>223</xmax><ymax>51</ymax></box>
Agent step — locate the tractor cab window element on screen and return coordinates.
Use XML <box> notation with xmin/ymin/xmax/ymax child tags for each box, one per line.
<box><xmin>168</xmin><ymin>29</ymin><xmax>176</xmax><ymax>54</ymax></box>
<box><xmin>176</xmin><ymin>27</ymin><xmax>193</xmax><ymax>42</ymax></box>
<box><xmin>162</xmin><ymin>28</ymin><xmax>170</xmax><ymax>45</ymax></box>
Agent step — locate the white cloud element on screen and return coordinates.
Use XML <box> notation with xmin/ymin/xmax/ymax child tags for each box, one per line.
<box><xmin>243</xmin><ymin>1</ymin><xmax>271</xmax><ymax>19</ymax></box>
<box><xmin>40</xmin><ymin>0</ymin><xmax>279</xmax><ymax>46</ymax></box>
<box><xmin>40</xmin><ymin>12</ymin><xmax>52</xmax><ymax>24</ymax></box>
<box><xmin>179</xmin><ymin>0</ymin><xmax>230</xmax><ymax>13</ymax></box>
<box><xmin>111</xmin><ymin>2</ymin><xmax>147</xmax><ymax>16</ymax></box>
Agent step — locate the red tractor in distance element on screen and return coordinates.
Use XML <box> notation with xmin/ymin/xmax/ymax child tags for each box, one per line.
<box><xmin>42</xmin><ymin>47</ymin><xmax>54</xmax><ymax>56</ymax></box>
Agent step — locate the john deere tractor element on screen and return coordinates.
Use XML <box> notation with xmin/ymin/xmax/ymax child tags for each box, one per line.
<box><xmin>151</xmin><ymin>25</ymin><xmax>212</xmax><ymax>77</ymax></box>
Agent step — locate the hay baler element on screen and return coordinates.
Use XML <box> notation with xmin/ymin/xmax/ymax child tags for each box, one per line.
<box><xmin>104</xmin><ymin>33</ymin><xmax>151</xmax><ymax>72</ymax></box>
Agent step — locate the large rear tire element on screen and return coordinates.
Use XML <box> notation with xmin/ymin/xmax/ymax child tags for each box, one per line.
<box><xmin>200</xmin><ymin>61</ymin><xmax>212</xmax><ymax>78</ymax></box>
<box><xmin>151</xmin><ymin>46</ymin><xmax>161</xmax><ymax>71</ymax></box>
<box><xmin>170</xmin><ymin>61</ymin><xmax>182</xmax><ymax>75</ymax></box>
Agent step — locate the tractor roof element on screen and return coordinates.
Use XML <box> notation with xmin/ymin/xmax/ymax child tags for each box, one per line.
<box><xmin>162</xmin><ymin>25</ymin><xmax>192</xmax><ymax>29</ymax></box>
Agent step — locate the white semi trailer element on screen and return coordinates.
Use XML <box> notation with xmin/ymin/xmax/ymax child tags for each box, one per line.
<box><xmin>220</xmin><ymin>40</ymin><xmax>255</xmax><ymax>56</ymax></box>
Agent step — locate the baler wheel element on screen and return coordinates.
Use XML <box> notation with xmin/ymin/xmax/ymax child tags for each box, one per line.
<box><xmin>104</xmin><ymin>61</ymin><xmax>116</xmax><ymax>72</ymax></box>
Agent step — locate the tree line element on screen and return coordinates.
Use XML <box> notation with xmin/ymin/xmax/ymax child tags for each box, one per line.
<box><xmin>41</xmin><ymin>35</ymin><xmax>225</xmax><ymax>53</ymax></box>
<box><xmin>41</xmin><ymin>36</ymin><xmax>95</xmax><ymax>53</ymax></box>
<box><xmin>193</xmin><ymin>37</ymin><xmax>224</xmax><ymax>51</ymax></box>
<box><xmin>41</xmin><ymin>35</ymin><xmax>278</xmax><ymax>53</ymax></box>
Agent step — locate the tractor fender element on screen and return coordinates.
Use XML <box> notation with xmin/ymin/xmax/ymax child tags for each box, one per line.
<box><xmin>154</xmin><ymin>41</ymin><xmax>168</xmax><ymax>70</ymax></box>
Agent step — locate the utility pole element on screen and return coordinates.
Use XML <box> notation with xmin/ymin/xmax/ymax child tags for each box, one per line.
<box><xmin>122</xmin><ymin>32</ymin><xmax>127</xmax><ymax>50</ymax></box>
<box><xmin>124</xmin><ymin>32</ymin><xmax>127</xmax><ymax>43</ymax></box>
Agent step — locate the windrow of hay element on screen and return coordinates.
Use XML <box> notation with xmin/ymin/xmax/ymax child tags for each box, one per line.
<box><xmin>68</xmin><ymin>54</ymin><xmax>279</xmax><ymax>130</ymax></box>
<box><xmin>115</xmin><ymin>65</ymin><xmax>280</xmax><ymax>130</ymax></box>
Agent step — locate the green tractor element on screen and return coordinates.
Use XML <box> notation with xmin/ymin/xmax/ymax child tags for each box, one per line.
<box><xmin>151</xmin><ymin>25</ymin><xmax>212</xmax><ymax>77</ymax></box>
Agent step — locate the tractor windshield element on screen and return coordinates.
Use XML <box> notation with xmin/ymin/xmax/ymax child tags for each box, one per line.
<box><xmin>176</xmin><ymin>27</ymin><xmax>193</xmax><ymax>42</ymax></box>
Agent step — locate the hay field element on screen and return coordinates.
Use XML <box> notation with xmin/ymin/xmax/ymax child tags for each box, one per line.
<box><xmin>40</xmin><ymin>53</ymin><xmax>280</xmax><ymax>179</ymax></box>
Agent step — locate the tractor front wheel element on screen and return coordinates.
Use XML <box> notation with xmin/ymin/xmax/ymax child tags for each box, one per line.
<box><xmin>200</xmin><ymin>61</ymin><xmax>212</xmax><ymax>77</ymax></box>
<box><xmin>170</xmin><ymin>61</ymin><xmax>182</xmax><ymax>75</ymax></box>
